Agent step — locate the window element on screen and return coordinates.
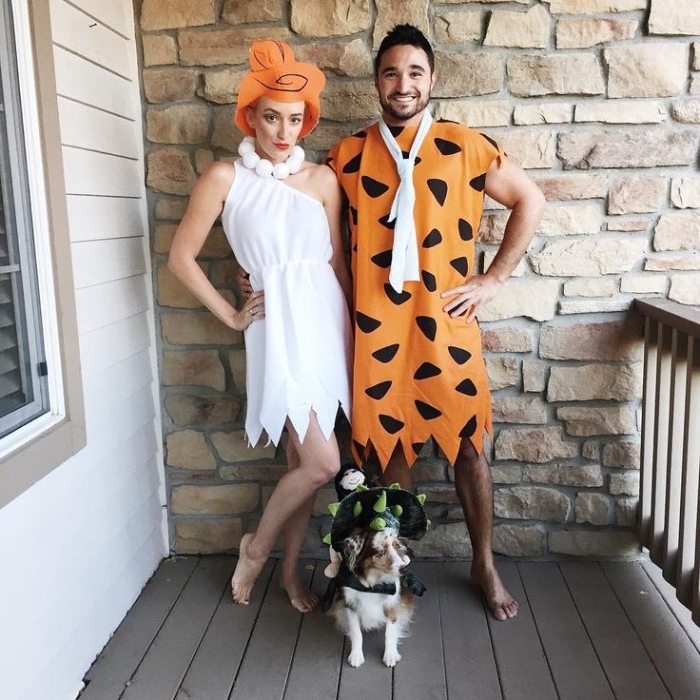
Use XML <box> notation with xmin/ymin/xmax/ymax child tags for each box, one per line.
<box><xmin>0</xmin><ymin>0</ymin><xmax>50</xmax><ymax>438</ymax></box>
<box><xmin>0</xmin><ymin>0</ymin><xmax>85</xmax><ymax>508</ymax></box>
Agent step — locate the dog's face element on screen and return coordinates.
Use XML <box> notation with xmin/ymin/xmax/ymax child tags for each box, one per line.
<box><xmin>342</xmin><ymin>527</ymin><xmax>410</xmax><ymax>587</ymax></box>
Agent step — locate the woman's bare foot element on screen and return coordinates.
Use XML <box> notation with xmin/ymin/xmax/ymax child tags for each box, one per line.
<box><xmin>231</xmin><ymin>533</ymin><xmax>266</xmax><ymax>605</ymax></box>
<box><xmin>471</xmin><ymin>562</ymin><xmax>519</xmax><ymax>621</ymax></box>
<box><xmin>280</xmin><ymin>571</ymin><xmax>319</xmax><ymax>613</ymax></box>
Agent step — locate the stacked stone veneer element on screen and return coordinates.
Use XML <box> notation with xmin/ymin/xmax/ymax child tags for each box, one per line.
<box><xmin>141</xmin><ymin>0</ymin><xmax>700</xmax><ymax>558</ymax></box>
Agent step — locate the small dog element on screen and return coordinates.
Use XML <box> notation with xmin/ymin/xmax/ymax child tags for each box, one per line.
<box><xmin>327</xmin><ymin>527</ymin><xmax>415</xmax><ymax>668</ymax></box>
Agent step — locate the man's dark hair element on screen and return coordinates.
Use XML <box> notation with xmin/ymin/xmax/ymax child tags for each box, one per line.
<box><xmin>373</xmin><ymin>24</ymin><xmax>435</xmax><ymax>78</ymax></box>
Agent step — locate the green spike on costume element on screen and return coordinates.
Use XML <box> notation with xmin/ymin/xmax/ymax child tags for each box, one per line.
<box><xmin>389</xmin><ymin>482</ymin><xmax>401</xmax><ymax>489</ymax></box>
<box><xmin>353</xmin><ymin>501</ymin><xmax>363</xmax><ymax>517</ymax></box>
<box><xmin>355</xmin><ymin>483</ymin><xmax>369</xmax><ymax>492</ymax></box>
<box><xmin>416</xmin><ymin>493</ymin><xmax>426</xmax><ymax>505</ymax></box>
<box><xmin>391</xmin><ymin>505</ymin><xmax>403</xmax><ymax>517</ymax></box>
<box><xmin>373</xmin><ymin>491</ymin><xmax>387</xmax><ymax>513</ymax></box>
<box><xmin>322</xmin><ymin>533</ymin><xmax>332</xmax><ymax>545</ymax></box>
<box><xmin>370</xmin><ymin>517</ymin><xmax>386</xmax><ymax>531</ymax></box>
<box><xmin>328</xmin><ymin>502</ymin><xmax>340</xmax><ymax>517</ymax></box>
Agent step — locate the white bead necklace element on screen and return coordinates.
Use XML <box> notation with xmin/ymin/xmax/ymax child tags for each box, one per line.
<box><xmin>237</xmin><ymin>136</ymin><xmax>305</xmax><ymax>180</ymax></box>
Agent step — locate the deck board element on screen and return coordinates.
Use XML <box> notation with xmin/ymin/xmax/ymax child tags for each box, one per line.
<box><xmin>227</xmin><ymin>561</ymin><xmax>311</xmax><ymax>700</ymax></box>
<box><xmin>393</xmin><ymin>561</ymin><xmax>447</xmax><ymax>700</ymax></box>
<box><xmin>283</xmin><ymin>563</ymin><xmax>344</xmax><ymax>700</ymax></box>
<box><xmin>120</xmin><ymin>556</ymin><xmax>233</xmax><ymax>700</ymax></box>
<box><xmin>603</xmin><ymin>561</ymin><xmax>700</xmax><ymax>700</ymax></box>
<box><xmin>79</xmin><ymin>557</ymin><xmax>700</xmax><ymax>700</ymax></box>
<box><xmin>488</xmin><ymin>561</ymin><xmax>558</xmax><ymax>700</ymax></box>
<box><xmin>519</xmin><ymin>562</ymin><xmax>614</xmax><ymax>700</ymax></box>
<box><xmin>174</xmin><ymin>560</ymin><xmax>274</xmax><ymax>700</ymax></box>
<box><xmin>561</xmin><ymin>561</ymin><xmax>672</xmax><ymax>700</ymax></box>
<box><xmin>80</xmin><ymin>556</ymin><xmax>198</xmax><ymax>700</ymax></box>
<box><xmin>439</xmin><ymin>561</ymin><xmax>502</xmax><ymax>700</ymax></box>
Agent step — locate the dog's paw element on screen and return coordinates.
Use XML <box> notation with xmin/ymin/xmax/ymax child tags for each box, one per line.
<box><xmin>383</xmin><ymin>649</ymin><xmax>401</xmax><ymax>667</ymax></box>
<box><xmin>347</xmin><ymin>650</ymin><xmax>365</xmax><ymax>668</ymax></box>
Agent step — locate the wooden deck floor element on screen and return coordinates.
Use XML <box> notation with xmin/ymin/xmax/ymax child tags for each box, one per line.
<box><xmin>78</xmin><ymin>556</ymin><xmax>700</xmax><ymax>700</ymax></box>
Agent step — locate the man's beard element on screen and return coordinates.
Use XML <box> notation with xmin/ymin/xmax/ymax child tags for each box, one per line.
<box><xmin>379</xmin><ymin>91</ymin><xmax>431</xmax><ymax>122</ymax></box>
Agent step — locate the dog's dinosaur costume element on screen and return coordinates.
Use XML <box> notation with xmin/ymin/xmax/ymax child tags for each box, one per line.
<box><xmin>320</xmin><ymin>484</ymin><xmax>430</xmax><ymax>611</ymax></box>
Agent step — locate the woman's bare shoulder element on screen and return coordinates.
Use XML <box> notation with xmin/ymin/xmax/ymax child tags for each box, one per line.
<box><xmin>202</xmin><ymin>160</ymin><xmax>236</xmax><ymax>186</ymax></box>
<box><xmin>304</xmin><ymin>161</ymin><xmax>339</xmax><ymax>193</ymax></box>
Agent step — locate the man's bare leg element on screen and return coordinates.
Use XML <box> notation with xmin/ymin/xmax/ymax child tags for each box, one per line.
<box><xmin>454</xmin><ymin>438</ymin><xmax>518</xmax><ymax>621</ymax></box>
<box><xmin>279</xmin><ymin>439</ymin><xmax>319</xmax><ymax>612</ymax></box>
<box><xmin>377</xmin><ymin>445</ymin><xmax>413</xmax><ymax>489</ymax></box>
<box><xmin>231</xmin><ymin>414</ymin><xmax>339</xmax><ymax>606</ymax></box>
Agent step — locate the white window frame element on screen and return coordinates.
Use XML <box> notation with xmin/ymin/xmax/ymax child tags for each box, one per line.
<box><xmin>0</xmin><ymin>0</ymin><xmax>85</xmax><ymax>508</ymax></box>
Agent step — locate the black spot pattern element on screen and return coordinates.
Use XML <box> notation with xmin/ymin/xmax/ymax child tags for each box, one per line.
<box><xmin>379</xmin><ymin>414</ymin><xmax>404</xmax><ymax>434</ymax></box>
<box><xmin>415</xmin><ymin>400</ymin><xmax>442</xmax><ymax>420</ymax></box>
<box><xmin>435</xmin><ymin>137</ymin><xmax>462</xmax><ymax>156</ymax></box>
<box><xmin>415</xmin><ymin>315</ymin><xmax>437</xmax><ymax>341</ymax></box>
<box><xmin>362</xmin><ymin>176</ymin><xmax>390</xmax><ymax>198</ymax></box>
<box><xmin>350</xmin><ymin>206</ymin><xmax>358</xmax><ymax>225</ymax></box>
<box><xmin>365</xmin><ymin>381</ymin><xmax>392</xmax><ymax>400</ymax></box>
<box><xmin>480</xmin><ymin>133</ymin><xmax>499</xmax><ymax>150</ymax></box>
<box><xmin>469</xmin><ymin>173</ymin><xmax>486</xmax><ymax>192</ymax></box>
<box><xmin>450</xmin><ymin>257</ymin><xmax>469</xmax><ymax>276</ymax></box>
<box><xmin>378</xmin><ymin>214</ymin><xmax>396</xmax><ymax>230</ymax></box>
<box><xmin>389</xmin><ymin>125</ymin><xmax>404</xmax><ymax>137</ymax></box>
<box><xmin>356</xmin><ymin>311</ymin><xmax>381</xmax><ymax>333</ymax></box>
<box><xmin>372</xmin><ymin>343</ymin><xmax>400</xmax><ymax>363</ymax></box>
<box><xmin>421</xmin><ymin>270</ymin><xmax>437</xmax><ymax>292</ymax></box>
<box><xmin>458</xmin><ymin>218</ymin><xmax>473</xmax><ymax>241</ymax></box>
<box><xmin>459</xmin><ymin>415</ymin><xmax>478</xmax><ymax>438</ymax></box>
<box><xmin>427</xmin><ymin>179</ymin><xmax>448</xmax><ymax>206</ymax></box>
<box><xmin>371</xmin><ymin>249</ymin><xmax>393</xmax><ymax>268</ymax></box>
<box><xmin>353</xmin><ymin>130</ymin><xmax>367</xmax><ymax>139</ymax></box>
<box><xmin>448</xmin><ymin>346</ymin><xmax>471</xmax><ymax>364</ymax></box>
<box><xmin>422</xmin><ymin>228</ymin><xmax>442</xmax><ymax>248</ymax></box>
<box><xmin>414</xmin><ymin>362</ymin><xmax>441</xmax><ymax>380</ymax></box>
<box><xmin>401</xmin><ymin>150</ymin><xmax>422</xmax><ymax>166</ymax></box>
<box><xmin>343</xmin><ymin>152</ymin><xmax>363</xmax><ymax>174</ymax></box>
<box><xmin>455</xmin><ymin>378</ymin><xmax>477</xmax><ymax>396</ymax></box>
<box><xmin>412</xmin><ymin>442</ymin><xmax>425</xmax><ymax>455</ymax></box>
<box><xmin>384</xmin><ymin>283</ymin><xmax>412</xmax><ymax>305</ymax></box>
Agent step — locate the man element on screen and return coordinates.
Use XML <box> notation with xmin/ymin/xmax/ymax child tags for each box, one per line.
<box><xmin>325</xmin><ymin>24</ymin><xmax>545</xmax><ymax>620</ymax></box>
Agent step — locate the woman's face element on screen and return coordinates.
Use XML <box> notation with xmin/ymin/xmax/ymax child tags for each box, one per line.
<box><xmin>245</xmin><ymin>97</ymin><xmax>306</xmax><ymax>164</ymax></box>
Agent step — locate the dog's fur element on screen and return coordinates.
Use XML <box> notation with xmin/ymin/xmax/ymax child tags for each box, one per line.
<box><xmin>328</xmin><ymin>527</ymin><xmax>415</xmax><ymax>668</ymax></box>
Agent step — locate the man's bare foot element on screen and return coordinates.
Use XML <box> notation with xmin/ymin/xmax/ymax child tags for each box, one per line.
<box><xmin>471</xmin><ymin>563</ymin><xmax>518</xmax><ymax>621</ymax></box>
<box><xmin>280</xmin><ymin>572</ymin><xmax>319</xmax><ymax>613</ymax></box>
<box><xmin>231</xmin><ymin>533</ymin><xmax>266</xmax><ymax>605</ymax></box>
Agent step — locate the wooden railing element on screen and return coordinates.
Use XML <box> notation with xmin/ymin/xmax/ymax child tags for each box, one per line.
<box><xmin>635</xmin><ymin>298</ymin><xmax>700</xmax><ymax>626</ymax></box>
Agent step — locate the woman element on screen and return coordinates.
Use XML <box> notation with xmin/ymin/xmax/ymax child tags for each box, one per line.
<box><xmin>168</xmin><ymin>40</ymin><xmax>353</xmax><ymax>612</ymax></box>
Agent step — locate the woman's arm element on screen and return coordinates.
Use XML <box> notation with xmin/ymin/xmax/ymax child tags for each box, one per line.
<box><xmin>168</xmin><ymin>161</ymin><xmax>264</xmax><ymax>330</ymax></box>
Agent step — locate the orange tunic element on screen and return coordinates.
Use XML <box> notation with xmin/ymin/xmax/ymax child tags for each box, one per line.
<box><xmin>327</xmin><ymin>120</ymin><xmax>503</xmax><ymax>469</ymax></box>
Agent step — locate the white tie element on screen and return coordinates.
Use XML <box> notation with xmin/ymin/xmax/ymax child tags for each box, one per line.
<box><xmin>378</xmin><ymin>110</ymin><xmax>433</xmax><ymax>293</ymax></box>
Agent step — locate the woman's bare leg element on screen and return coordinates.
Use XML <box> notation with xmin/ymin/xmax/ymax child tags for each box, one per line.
<box><xmin>279</xmin><ymin>439</ymin><xmax>319</xmax><ymax>612</ymax></box>
<box><xmin>231</xmin><ymin>413</ymin><xmax>339</xmax><ymax>606</ymax></box>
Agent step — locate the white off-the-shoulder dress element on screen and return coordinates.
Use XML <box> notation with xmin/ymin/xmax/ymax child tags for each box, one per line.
<box><xmin>221</xmin><ymin>162</ymin><xmax>353</xmax><ymax>447</ymax></box>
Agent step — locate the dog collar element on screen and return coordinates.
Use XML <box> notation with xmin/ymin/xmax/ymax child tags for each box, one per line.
<box><xmin>320</xmin><ymin>563</ymin><xmax>427</xmax><ymax>613</ymax></box>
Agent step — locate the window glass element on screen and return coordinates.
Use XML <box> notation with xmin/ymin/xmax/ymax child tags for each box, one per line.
<box><xmin>0</xmin><ymin>0</ymin><xmax>49</xmax><ymax>439</ymax></box>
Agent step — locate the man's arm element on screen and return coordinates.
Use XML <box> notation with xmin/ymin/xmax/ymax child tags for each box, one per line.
<box><xmin>440</xmin><ymin>156</ymin><xmax>545</xmax><ymax>323</ymax></box>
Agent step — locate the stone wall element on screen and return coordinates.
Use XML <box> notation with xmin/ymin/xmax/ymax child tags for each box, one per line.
<box><xmin>139</xmin><ymin>0</ymin><xmax>700</xmax><ymax>558</ymax></box>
